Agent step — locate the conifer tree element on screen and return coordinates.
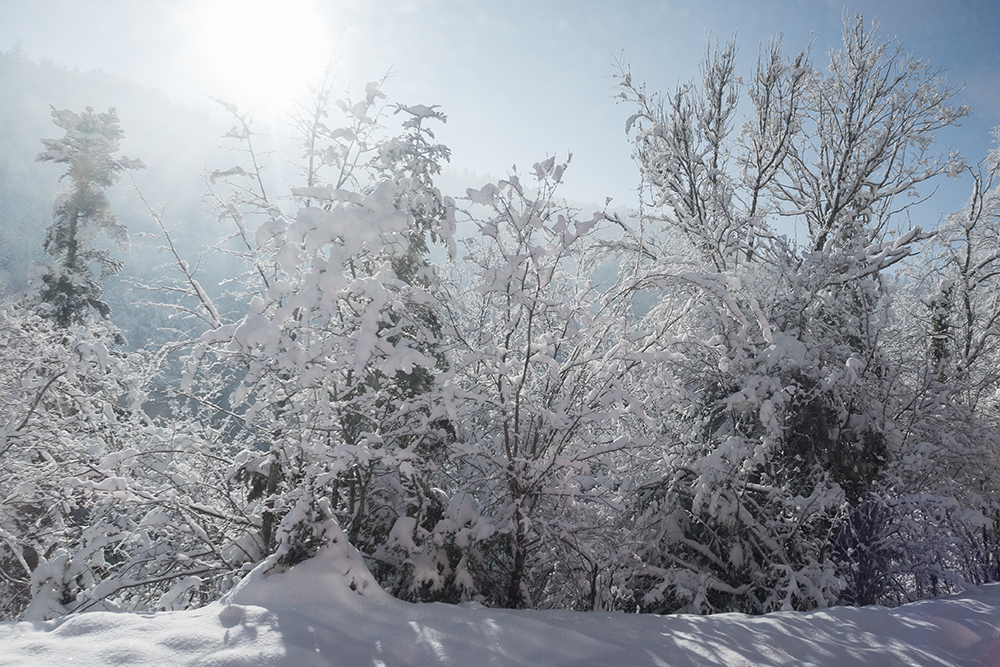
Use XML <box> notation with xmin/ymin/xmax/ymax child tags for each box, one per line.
<box><xmin>32</xmin><ymin>106</ymin><xmax>144</xmax><ymax>327</ymax></box>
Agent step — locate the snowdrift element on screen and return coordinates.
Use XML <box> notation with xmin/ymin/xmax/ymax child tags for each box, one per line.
<box><xmin>1</xmin><ymin>523</ymin><xmax>998</xmax><ymax>666</ymax></box>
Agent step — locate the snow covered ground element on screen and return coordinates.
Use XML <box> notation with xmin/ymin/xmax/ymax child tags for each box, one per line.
<box><xmin>1</xmin><ymin>529</ymin><xmax>998</xmax><ymax>667</ymax></box>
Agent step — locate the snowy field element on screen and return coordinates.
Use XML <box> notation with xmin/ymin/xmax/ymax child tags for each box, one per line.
<box><xmin>0</xmin><ymin>531</ymin><xmax>998</xmax><ymax>667</ymax></box>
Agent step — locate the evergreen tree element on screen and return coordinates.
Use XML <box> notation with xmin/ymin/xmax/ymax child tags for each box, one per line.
<box><xmin>31</xmin><ymin>106</ymin><xmax>144</xmax><ymax>327</ymax></box>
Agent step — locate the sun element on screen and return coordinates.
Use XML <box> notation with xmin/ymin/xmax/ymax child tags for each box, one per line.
<box><xmin>184</xmin><ymin>0</ymin><xmax>334</xmax><ymax>104</ymax></box>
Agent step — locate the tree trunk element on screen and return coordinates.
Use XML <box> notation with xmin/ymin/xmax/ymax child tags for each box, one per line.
<box><xmin>507</xmin><ymin>514</ymin><xmax>528</xmax><ymax>609</ymax></box>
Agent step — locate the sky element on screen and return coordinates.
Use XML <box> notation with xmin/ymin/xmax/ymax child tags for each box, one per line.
<box><xmin>1</xmin><ymin>530</ymin><xmax>999</xmax><ymax>666</ymax></box>
<box><xmin>2</xmin><ymin>0</ymin><xmax>999</xmax><ymax>214</ymax></box>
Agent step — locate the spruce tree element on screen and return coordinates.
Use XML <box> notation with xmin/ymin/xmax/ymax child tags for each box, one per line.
<box><xmin>32</xmin><ymin>106</ymin><xmax>143</xmax><ymax>327</ymax></box>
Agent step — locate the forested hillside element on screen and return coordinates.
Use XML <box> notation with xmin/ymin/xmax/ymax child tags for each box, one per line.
<box><xmin>0</xmin><ymin>17</ymin><xmax>998</xmax><ymax>623</ymax></box>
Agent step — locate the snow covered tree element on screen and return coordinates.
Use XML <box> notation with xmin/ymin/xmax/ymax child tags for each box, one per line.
<box><xmin>921</xmin><ymin>130</ymin><xmax>1000</xmax><ymax>412</ymax></box>
<box><xmin>30</xmin><ymin>106</ymin><xmax>144</xmax><ymax>327</ymax></box>
<box><xmin>849</xmin><ymin>128</ymin><xmax>1000</xmax><ymax>606</ymax></box>
<box><xmin>615</xmin><ymin>16</ymin><xmax>974</xmax><ymax>612</ymax></box>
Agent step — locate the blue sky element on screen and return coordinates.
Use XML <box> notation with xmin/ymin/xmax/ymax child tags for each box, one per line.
<box><xmin>2</xmin><ymin>0</ymin><xmax>998</xmax><ymax>217</ymax></box>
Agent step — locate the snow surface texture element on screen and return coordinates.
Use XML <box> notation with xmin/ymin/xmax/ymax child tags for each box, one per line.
<box><xmin>1</xmin><ymin>529</ymin><xmax>999</xmax><ymax>667</ymax></box>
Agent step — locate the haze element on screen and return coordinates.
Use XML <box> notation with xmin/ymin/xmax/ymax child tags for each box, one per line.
<box><xmin>2</xmin><ymin>0</ymin><xmax>999</xmax><ymax>210</ymax></box>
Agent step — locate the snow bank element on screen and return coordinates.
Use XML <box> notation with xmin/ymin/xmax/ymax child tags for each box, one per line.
<box><xmin>0</xmin><ymin>531</ymin><xmax>998</xmax><ymax>667</ymax></box>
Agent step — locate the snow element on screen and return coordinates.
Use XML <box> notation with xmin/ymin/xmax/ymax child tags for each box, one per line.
<box><xmin>1</xmin><ymin>530</ymin><xmax>998</xmax><ymax>667</ymax></box>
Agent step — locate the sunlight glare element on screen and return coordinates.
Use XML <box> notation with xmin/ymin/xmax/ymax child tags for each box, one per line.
<box><xmin>189</xmin><ymin>0</ymin><xmax>333</xmax><ymax>104</ymax></box>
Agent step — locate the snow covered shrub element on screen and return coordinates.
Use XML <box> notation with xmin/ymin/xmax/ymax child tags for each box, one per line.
<box><xmin>613</xmin><ymin>266</ymin><xmax>848</xmax><ymax>613</ymax></box>
<box><xmin>159</xmin><ymin>77</ymin><xmax>459</xmax><ymax>602</ymax></box>
<box><xmin>0</xmin><ymin>301</ymin><xmax>264</xmax><ymax>620</ymax></box>
<box><xmin>0</xmin><ymin>104</ymin><xmax>265</xmax><ymax>619</ymax></box>
<box><xmin>430</xmin><ymin>158</ymin><xmax>647</xmax><ymax>609</ymax></box>
<box><xmin>836</xmin><ymin>495</ymin><xmax>1000</xmax><ymax>607</ymax></box>
<box><xmin>0</xmin><ymin>303</ymin><xmax>142</xmax><ymax>618</ymax></box>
